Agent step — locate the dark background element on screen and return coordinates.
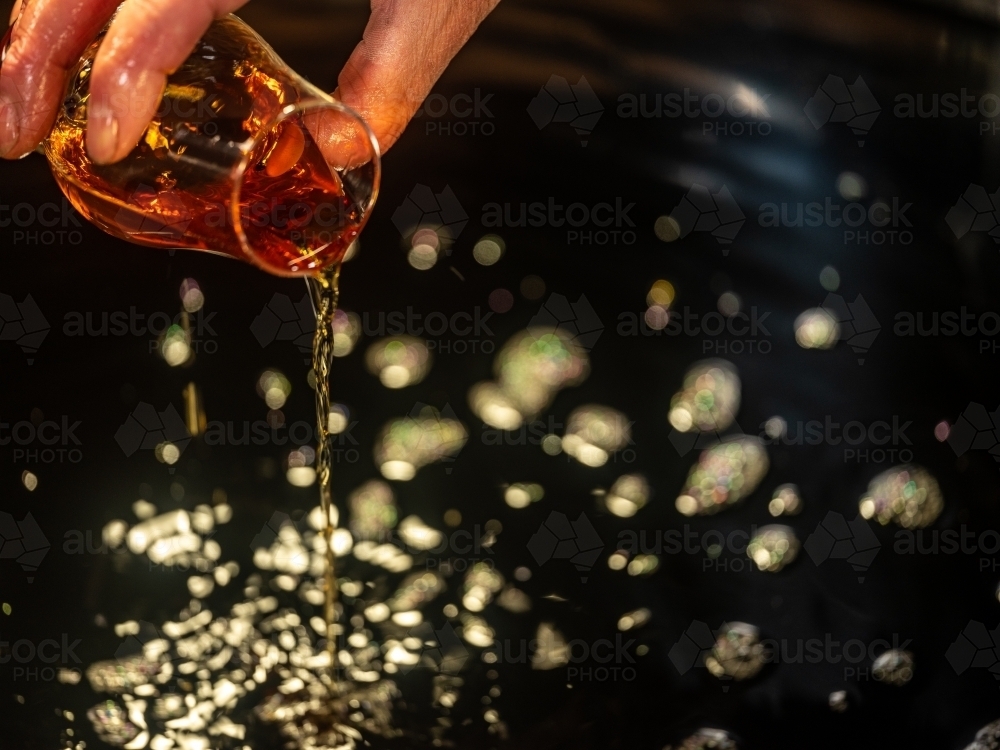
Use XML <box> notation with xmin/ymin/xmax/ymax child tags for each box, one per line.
<box><xmin>2</xmin><ymin>0</ymin><xmax>1000</xmax><ymax>747</ymax></box>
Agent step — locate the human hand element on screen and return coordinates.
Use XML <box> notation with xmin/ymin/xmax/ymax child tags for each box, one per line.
<box><xmin>0</xmin><ymin>0</ymin><xmax>500</xmax><ymax>162</ymax></box>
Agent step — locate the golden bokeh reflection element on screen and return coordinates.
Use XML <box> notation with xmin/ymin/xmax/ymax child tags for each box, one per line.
<box><xmin>469</xmin><ymin>328</ymin><xmax>589</xmax><ymax>430</ymax></box>
<box><xmin>858</xmin><ymin>465</ymin><xmax>943</xmax><ymax>528</ymax></box>
<box><xmin>257</xmin><ymin>369</ymin><xmax>292</xmax><ymax>409</ymax></box>
<box><xmin>747</xmin><ymin>525</ymin><xmax>799</xmax><ymax>572</ymax></box>
<box><xmin>768</xmin><ymin>483</ymin><xmax>803</xmax><ymax>516</ymax></box>
<box><xmin>668</xmin><ymin>359</ymin><xmax>741</xmax><ymax>434</ymax></box>
<box><xmin>332</xmin><ymin>311</ymin><xmax>362</xmax><ymax>357</ymax></box>
<box><xmin>617</xmin><ymin>608</ymin><xmax>651</xmax><ymax>632</ymax></box>
<box><xmin>872</xmin><ymin>649</ymin><xmax>914</xmax><ymax>686</ymax></box>
<box><xmin>374</xmin><ymin>407</ymin><xmax>468</xmax><ymax>481</ymax></box>
<box><xmin>705</xmin><ymin>622</ymin><xmax>765</xmax><ymax>681</ymax></box>
<box><xmin>349</xmin><ymin>480</ymin><xmax>397</xmax><ymax>540</ymax></box>
<box><xmin>604</xmin><ymin>474</ymin><xmax>650</xmax><ymax>518</ymax></box>
<box><xmin>365</xmin><ymin>336</ymin><xmax>432</xmax><ymax>389</ymax></box>
<box><xmin>562</xmin><ymin>405</ymin><xmax>632</xmax><ymax>467</ymax></box>
<box><xmin>654</xmin><ymin>215</ymin><xmax>681</xmax><ymax>242</ymax></box>
<box><xmin>675</xmin><ymin>437</ymin><xmax>769</xmax><ymax>516</ymax></box>
<box><xmin>504</xmin><ymin>482</ymin><xmax>544</xmax><ymax>509</ymax></box>
<box><xmin>794</xmin><ymin>308</ymin><xmax>839</xmax><ymax>350</ymax></box>
<box><xmin>179</xmin><ymin>278</ymin><xmax>205</xmax><ymax>313</ymax></box>
<box><xmin>21</xmin><ymin>470</ymin><xmax>38</xmax><ymax>491</ymax></box>
<box><xmin>473</xmin><ymin>234</ymin><xmax>506</xmax><ymax>266</ymax></box>
<box><xmin>407</xmin><ymin>227</ymin><xmax>443</xmax><ymax>270</ymax></box>
<box><xmin>646</xmin><ymin>279</ymin><xmax>675</xmax><ymax>308</ymax></box>
<box><xmin>672</xmin><ymin>729</ymin><xmax>739</xmax><ymax>749</ymax></box>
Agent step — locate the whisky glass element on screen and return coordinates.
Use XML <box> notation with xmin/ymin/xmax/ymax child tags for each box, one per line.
<box><xmin>1</xmin><ymin>12</ymin><xmax>380</xmax><ymax>277</ymax></box>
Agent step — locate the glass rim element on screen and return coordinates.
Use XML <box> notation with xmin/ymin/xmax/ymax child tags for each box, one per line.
<box><xmin>228</xmin><ymin>95</ymin><xmax>381</xmax><ymax>277</ymax></box>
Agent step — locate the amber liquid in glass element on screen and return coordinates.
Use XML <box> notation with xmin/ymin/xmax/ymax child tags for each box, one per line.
<box><xmin>44</xmin><ymin>17</ymin><xmax>366</xmax><ymax>276</ymax></box>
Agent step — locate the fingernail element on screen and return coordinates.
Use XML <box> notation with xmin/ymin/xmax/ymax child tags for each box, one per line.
<box><xmin>87</xmin><ymin>107</ymin><xmax>119</xmax><ymax>164</ymax></box>
<box><xmin>0</xmin><ymin>99</ymin><xmax>20</xmax><ymax>157</ymax></box>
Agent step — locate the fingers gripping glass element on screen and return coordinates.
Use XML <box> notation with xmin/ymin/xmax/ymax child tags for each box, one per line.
<box><xmin>1</xmin><ymin>10</ymin><xmax>380</xmax><ymax>277</ymax></box>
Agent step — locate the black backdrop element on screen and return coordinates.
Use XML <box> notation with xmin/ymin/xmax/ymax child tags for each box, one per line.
<box><xmin>2</xmin><ymin>0</ymin><xmax>1000</xmax><ymax>747</ymax></box>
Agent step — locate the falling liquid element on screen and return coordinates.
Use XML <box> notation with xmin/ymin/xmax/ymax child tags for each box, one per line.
<box><xmin>307</xmin><ymin>265</ymin><xmax>342</xmax><ymax>669</ymax></box>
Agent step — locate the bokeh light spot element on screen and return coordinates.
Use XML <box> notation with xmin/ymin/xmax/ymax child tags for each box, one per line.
<box><xmin>654</xmin><ymin>215</ymin><xmax>681</xmax><ymax>242</ymax></box>
<box><xmin>489</xmin><ymin>289</ymin><xmax>514</xmax><ymax>313</ymax></box>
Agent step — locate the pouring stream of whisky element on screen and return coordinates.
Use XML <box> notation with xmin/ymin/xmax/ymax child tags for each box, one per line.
<box><xmin>307</xmin><ymin>264</ymin><xmax>341</xmax><ymax>671</ymax></box>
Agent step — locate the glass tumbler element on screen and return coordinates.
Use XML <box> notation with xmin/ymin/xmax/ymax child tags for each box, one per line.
<box><xmin>0</xmin><ymin>11</ymin><xmax>380</xmax><ymax>277</ymax></box>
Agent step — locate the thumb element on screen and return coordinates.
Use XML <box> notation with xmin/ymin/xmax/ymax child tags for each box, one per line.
<box><xmin>334</xmin><ymin>0</ymin><xmax>500</xmax><ymax>153</ymax></box>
